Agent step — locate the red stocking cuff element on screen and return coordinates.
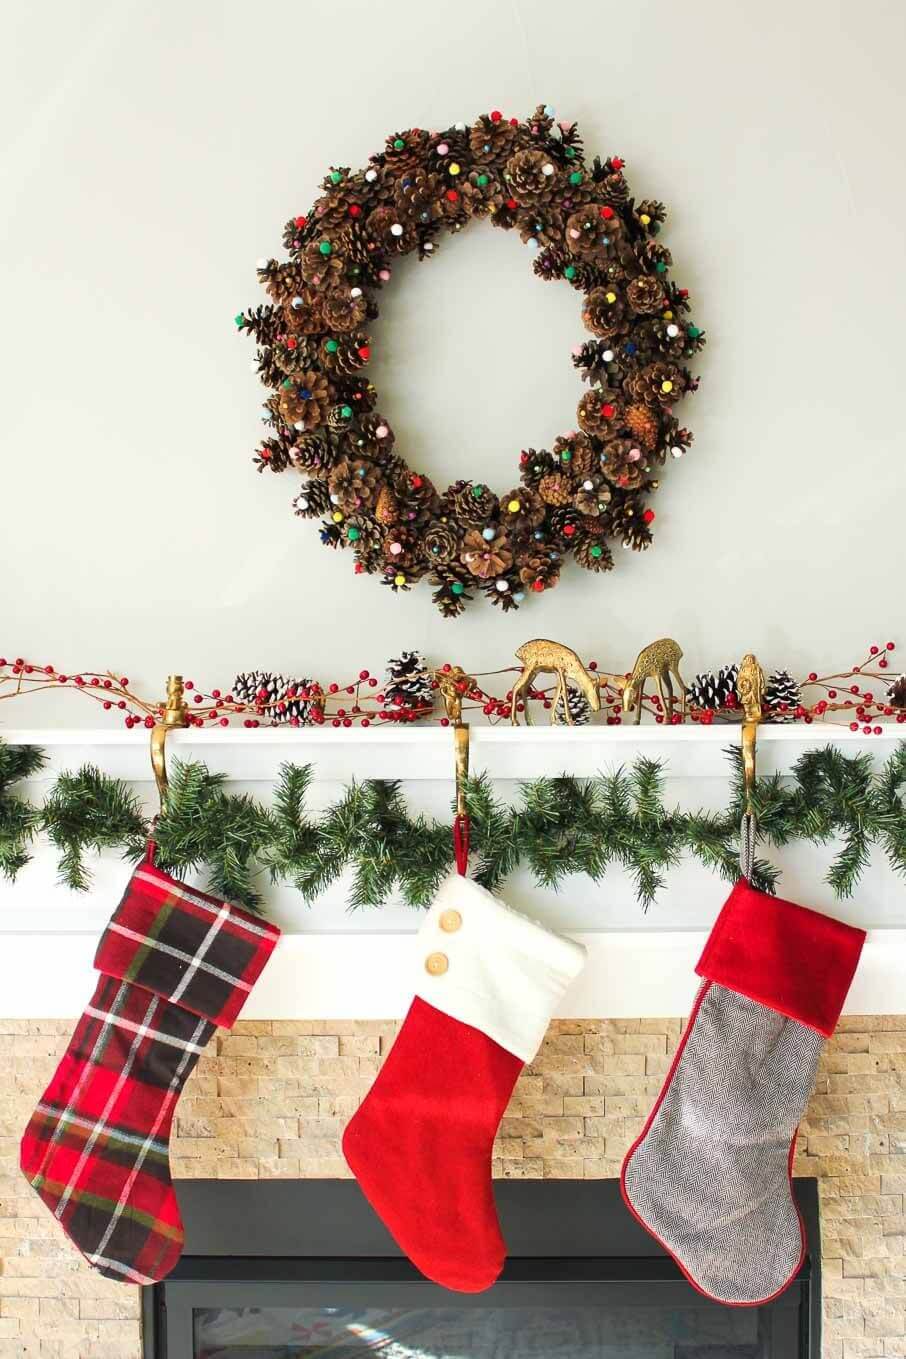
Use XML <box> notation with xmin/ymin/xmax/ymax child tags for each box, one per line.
<box><xmin>94</xmin><ymin>862</ymin><xmax>281</xmax><ymax>1028</ymax></box>
<box><xmin>696</xmin><ymin>879</ymin><xmax>865</xmax><ymax>1037</ymax></box>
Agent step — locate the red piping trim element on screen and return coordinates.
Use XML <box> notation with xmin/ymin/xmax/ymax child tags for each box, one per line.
<box><xmin>619</xmin><ymin>980</ymin><xmax>808</xmax><ymax>1308</ymax></box>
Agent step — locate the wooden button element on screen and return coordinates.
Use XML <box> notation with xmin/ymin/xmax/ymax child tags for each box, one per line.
<box><xmin>439</xmin><ymin>909</ymin><xmax>462</xmax><ymax>933</ymax></box>
<box><xmin>425</xmin><ymin>952</ymin><xmax>449</xmax><ymax>976</ymax></box>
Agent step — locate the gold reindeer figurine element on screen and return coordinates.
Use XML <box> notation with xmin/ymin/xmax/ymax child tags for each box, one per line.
<box><xmin>616</xmin><ymin>638</ymin><xmax>687</xmax><ymax>724</ymax></box>
<box><xmin>510</xmin><ymin>640</ymin><xmax>602</xmax><ymax>726</ymax></box>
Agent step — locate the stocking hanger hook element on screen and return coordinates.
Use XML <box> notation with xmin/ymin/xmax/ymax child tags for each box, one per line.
<box><xmin>737</xmin><ymin>653</ymin><xmax>765</xmax><ymax>880</ymax></box>
<box><xmin>433</xmin><ymin>665</ymin><xmax>474</xmax><ymax>875</ymax></box>
<box><xmin>150</xmin><ymin>675</ymin><xmax>189</xmax><ymax>816</ymax></box>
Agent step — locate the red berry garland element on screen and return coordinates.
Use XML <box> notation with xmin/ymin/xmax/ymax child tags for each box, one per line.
<box><xmin>238</xmin><ymin>104</ymin><xmax>705</xmax><ymax>617</ymax></box>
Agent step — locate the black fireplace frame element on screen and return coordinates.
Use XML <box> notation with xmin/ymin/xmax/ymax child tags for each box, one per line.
<box><xmin>143</xmin><ymin>1179</ymin><xmax>820</xmax><ymax>1357</ymax></box>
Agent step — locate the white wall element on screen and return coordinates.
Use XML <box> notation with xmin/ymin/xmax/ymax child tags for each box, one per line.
<box><xmin>3</xmin><ymin>0</ymin><xmax>906</xmax><ymax>724</ymax></box>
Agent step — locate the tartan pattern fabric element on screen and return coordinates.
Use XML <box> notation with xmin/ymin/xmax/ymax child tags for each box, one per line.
<box><xmin>20</xmin><ymin>859</ymin><xmax>280</xmax><ymax>1284</ymax></box>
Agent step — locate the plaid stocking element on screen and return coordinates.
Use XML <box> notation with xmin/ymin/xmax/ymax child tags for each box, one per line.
<box><xmin>621</xmin><ymin>879</ymin><xmax>865</xmax><ymax>1305</ymax></box>
<box><xmin>20</xmin><ymin>854</ymin><xmax>280</xmax><ymax>1284</ymax></box>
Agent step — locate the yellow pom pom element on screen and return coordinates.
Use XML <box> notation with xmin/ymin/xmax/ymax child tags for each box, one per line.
<box><xmin>605</xmin><ymin>291</ymin><xmax>617</xmax><ymax>304</ymax></box>
<box><xmin>661</xmin><ymin>380</ymin><xmax>673</xmax><ymax>393</ymax></box>
<box><xmin>394</xmin><ymin>573</ymin><xmax>406</xmax><ymax>586</ymax></box>
<box><xmin>449</xmin><ymin>162</ymin><xmax>461</xmax><ymax>176</ymax></box>
<box><xmin>332</xmin><ymin>510</ymin><xmax>344</xmax><ymax>523</ymax></box>
<box><xmin>639</xmin><ymin>213</ymin><xmax>651</xmax><ymax>226</ymax></box>
<box><xmin>507</xmin><ymin>498</ymin><xmax>521</xmax><ymax>513</ymax></box>
<box><xmin>662</xmin><ymin>309</ymin><xmax>673</xmax><ymax>321</ymax></box>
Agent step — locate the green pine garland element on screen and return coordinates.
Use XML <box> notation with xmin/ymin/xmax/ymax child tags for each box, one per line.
<box><xmin>2</xmin><ymin>739</ymin><xmax>905</xmax><ymax>915</ymax></box>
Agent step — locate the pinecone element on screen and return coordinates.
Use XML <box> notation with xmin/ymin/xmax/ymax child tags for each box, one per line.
<box><xmin>553</xmin><ymin>686</ymin><xmax>593</xmax><ymax>725</ymax></box>
<box><xmin>626</xmin><ymin>362</ymin><xmax>685</xmax><ymax>407</ymax></box>
<box><xmin>469</xmin><ymin>113</ymin><xmax>518</xmax><ymax>164</ymax></box>
<box><xmin>625</xmin><ymin>403</ymin><xmax>661</xmax><ymax>450</ymax></box>
<box><xmin>448</xmin><ymin>480</ymin><xmax>499</xmax><ymax>525</ymax></box>
<box><xmin>383</xmin><ymin>128</ymin><xmax>431</xmax><ymax>170</ymax></box>
<box><xmin>461</xmin><ymin>166</ymin><xmax>499</xmax><ymax>216</ymax></box>
<box><xmin>688</xmin><ymin>665</ymin><xmax>739</xmax><ymax>713</ymax></box>
<box><xmin>260</xmin><ymin>260</ymin><xmax>306</xmax><ymax>305</ymax></box>
<box><xmin>564</xmin><ymin>206</ymin><xmax>622</xmax><ymax>261</ymax></box>
<box><xmin>574</xmin><ymin>536</ymin><xmax>613</xmax><ymax>572</ymax></box>
<box><xmin>393</xmin><ymin>470</ymin><xmax>441</xmax><ymax>524</ymax></box>
<box><xmin>423</xmin><ymin>519</ymin><xmax>461</xmax><ymax>564</ymax></box>
<box><xmin>394</xmin><ymin>169</ymin><xmax>442</xmax><ymax>226</ymax></box>
<box><xmin>319</xmin><ymin>334</ymin><xmax>370</xmax><ymax>376</ymax></box>
<box><xmin>626</xmin><ymin>274</ymin><xmax>666</xmax><ymax>315</ymax></box>
<box><xmin>503</xmin><ymin>149</ymin><xmax>559</xmax><ymax>206</ymax></box>
<box><xmin>232</xmin><ymin>671</ymin><xmax>317</xmax><ymax>725</ymax></box>
<box><xmin>366</xmin><ymin>206</ymin><xmax>417</xmax><ymax>255</ymax></box>
<box><xmin>430</xmin><ymin>565</ymin><xmax>473</xmax><ymax>617</ymax></box>
<box><xmin>328</xmin><ymin>458</ymin><xmax>383</xmax><ymax>514</ymax></box>
<box><xmin>383</xmin><ymin>526</ymin><xmax>421</xmax><ymax>569</ymax></box>
<box><xmin>600</xmin><ymin>439</ymin><xmax>646</xmax><ymax>490</ymax></box>
<box><xmin>273</xmin><ymin>335</ymin><xmax>318</xmax><ymax>375</ymax></box>
<box><xmin>636</xmin><ymin>199</ymin><xmax>667</xmax><ymax>229</ymax></box>
<box><xmin>300</xmin><ymin>238</ymin><xmax>346</xmax><ymax>287</ymax></box>
<box><xmin>617</xmin><ymin>504</ymin><xmax>654</xmax><ymax>552</ymax></box>
<box><xmin>582</xmin><ymin>286</ymin><xmax>627</xmax><ymax>340</ymax></box>
<box><xmin>577</xmin><ymin>389</ymin><xmax>622</xmax><ymax>437</ymax></box>
<box><xmin>887</xmin><ymin>674</ymin><xmax>906</xmax><ymax>710</ymax></box>
<box><xmin>516</xmin><ymin>208</ymin><xmax>564</xmax><ymax>249</ymax></box>
<box><xmin>764</xmin><ymin>669</ymin><xmax>803</xmax><ymax>722</ymax></box>
<box><xmin>292</xmin><ymin>479</ymin><xmax>332</xmax><ymax>518</ymax></box>
<box><xmin>345</xmin><ymin>513</ymin><xmax>383</xmax><ymax>571</ymax></box>
<box><xmin>498</xmin><ymin>487</ymin><xmax>545</xmax><ymax>536</ymax></box>
<box><xmin>374</xmin><ymin>484</ymin><xmax>401</xmax><ymax>525</ymax></box>
<box><xmin>321</xmin><ymin>287</ymin><xmax>368</xmax><ymax>334</ymax></box>
<box><xmin>384</xmin><ymin>651</ymin><xmax>434</xmax><ymax>714</ymax></box>
<box><xmin>519</xmin><ymin>448</ymin><xmax>557</xmax><ymax>490</ymax></box>
<box><xmin>289</xmin><ymin>433</ymin><xmax>336</xmax><ymax>477</ymax></box>
<box><xmin>283</xmin><ymin>288</ymin><xmax>327</xmax><ymax>336</ymax></box>
<box><xmin>461</xmin><ymin>528</ymin><xmax>513</xmax><ymax>579</ymax></box>
<box><xmin>278</xmin><ymin>372</ymin><xmax>331</xmax><ymax>432</ymax></box>
<box><xmin>519</xmin><ymin>550</ymin><xmax>561</xmax><ymax>592</ymax></box>
<box><xmin>538</xmin><ymin>472</ymin><xmax>573</xmax><ymax>507</ymax></box>
<box><xmin>348</xmin><ymin>412</ymin><xmax>395</xmax><ymax>460</ymax></box>
<box><xmin>552</xmin><ymin>433</ymin><xmax>595</xmax><ymax>480</ymax></box>
<box><xmin>574</xmin><ymin>476</ymin><xmax>612</xmax><ymax>516</ymax></box>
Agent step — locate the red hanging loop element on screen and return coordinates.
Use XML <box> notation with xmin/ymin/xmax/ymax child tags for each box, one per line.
<box><xmin>453</xmin><ymin>813</ymin><xmax>470</xmax><ymax>876</ymax></box>
<box><xmin>144</xmin><ymin>838</ymin><xmax>157</xmax><ymax>866</ymax></box>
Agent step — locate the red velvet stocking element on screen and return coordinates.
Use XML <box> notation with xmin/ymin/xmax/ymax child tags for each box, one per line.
<box><xmin>342</xmin><ymin>875</ymin><xmax>585</xmax><ymax>1292</ymax></box>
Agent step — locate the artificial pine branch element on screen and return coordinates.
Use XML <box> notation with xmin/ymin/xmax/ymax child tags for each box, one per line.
<box><xmin>40</xmin><ymin>766</ymin><xmax>147</xmax><ymax>890</ymax></box>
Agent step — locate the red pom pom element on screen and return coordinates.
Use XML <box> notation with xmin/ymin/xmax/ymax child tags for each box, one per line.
<box><xmin>601</xmin><ymin>403</ymin><xmax>615</xmax><ymax>419</ymax></box>
<box><xmin>445</xmin><ymin>188</ymin><xmax>459</xmax><ymax>202</ymax></box>
<box><xmin>294</xmin><ymin>215</ymin><xmax>307</xmax><ymax>228</ymax></box>
<box><xmin>506</xmin><ymin>198</ymin><xmax>518</xmax><ymax>211</ymax></box>
<box><xmin>358</xmin><ymin>345</ymin><xmax>371</xmax><ymax>360</ymax></box>
<box><xmin>348</xmin><ymin>204</ymin><xmax>361</xmax><ymax>217</ymax></box>
<box><xmin>563</xmin><ymin>523</ymin><xmax>576</xmax><ymax>537</ymax></box>
<box><xmin>642</xmin><ymin>509</ymin><xmax>656</xmax><ymax>524</ymax></box>
<box><xmin>611</xmin><ymin>156</ymin><xmax>624</xmax><ymax>170</ymax></box>
<box><xmin>490</xmin><ymin>109</ymin><xmax>502</xmax><ymax>123</ymax></box>
<box><xmin>600</xmin><ymin>206</ymin><xmax>614</xmax><ymax>219</ymax></box>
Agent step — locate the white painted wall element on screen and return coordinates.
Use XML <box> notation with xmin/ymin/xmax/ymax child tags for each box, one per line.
<box><xmin>3</xmin><ymin>0</ymin><xmax>906</xmax><ymax>724</ymax></box>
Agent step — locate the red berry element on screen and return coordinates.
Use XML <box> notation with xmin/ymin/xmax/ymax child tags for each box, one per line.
<box><xmin>440</xmin><ymin>717</ymin><xmax>450</xmax><ymax>727</ymax></box>
<box><xmin>359</xmin><ymin>669</ymin><xmax>369</xmax><ymax>680</ymax></box>
<box><xmin>887</xmin><ymin>641</ymin><xmax>895</xmax><ymax>650</ymax></box>
<box><xmin>329</xmin><ymin>682</ymin><xmax>339</xmax><ymax>693</ymax></box>
<box><xmin>220</xmin><ymin>717</ymin><xmax>229</xmax><ymax>727</ymax></box>
<box><xmin>589</xmin><ymin>660</ymin><xmax>598</xmax><ymax>670</ymax></box>
<box><xmin>828</xmin><ymin>689</ymin><xmax>837</xmax><ymax>698</ymax></box>
<box><xmin>850</xmin><ymin>722</ymin><xmax>859</xmax><ymax>731</ymax></box>
<box><xmin>185</xmin><ymin>680</ymin><xmax>194</xmax><ymax>690</ymax></box>
<box><xmin>144</xmin><ymin>715</ymin><xmax>155</xmax><ymax>728</ymax></box>
<box><xmin>880</xmin><ymin>658</ymin><xmax>888</xmax><ymax>668</ymax></box>
<box><xmin>871</xmin><ymin>646</ymin><xmax>879</xmax><ymax>655</ymax></box>
<box><xmin>874</xmin><ymin>726</ymin><xmax>882</xmax><ymax>735</ymax></box>
<box><xmin>808</xmin><ymin>672</ymin><xmax>817</xmax><ymax>682</ymax></box>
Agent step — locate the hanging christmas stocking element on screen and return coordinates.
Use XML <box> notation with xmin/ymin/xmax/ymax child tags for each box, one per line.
<box><xmin>21</xmin><ymin>854</ymin><xmax>280</xmax><ymax>1284</ymax></box>
<box><xmin>342</xmin><ymin>874</ymin><xmax>586</xmax><ymax>1292</ymax></box>
<box><xmin>621</xmin><ymin>878</ymin><xmax>865</xmax><ymax>1305</ymax></box>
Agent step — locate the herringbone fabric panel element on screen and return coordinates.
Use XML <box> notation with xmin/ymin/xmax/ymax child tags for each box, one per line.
<box><xmin>622</xmin><ymin>981</ymin><xmax>822</xmax><ymax>1305</ymax></box>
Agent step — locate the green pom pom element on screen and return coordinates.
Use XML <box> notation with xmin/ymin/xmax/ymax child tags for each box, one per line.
<box><xmin>282</xmin><ymin>378</ymin><xmax>292</xmax><ymax>389</ymax></box>
<box><xmin>347</xmin><ymin>526</ymin><xmax>361</xmax><ymax>541</ymax></box>
<box><xmin>590</xmin><ymin>544</ymin><xmax>603</xmax><ymax>559</ymax></box>
<box><xmin>655</xmin><ymin>261</ymin><xmax>667</xmax><ymax>274</ymax></box>
<box><xmin>569</xmin><ymin>171</ymin><xmax>584</xmax><ymax>186</ymax></box>
<box><xmin>564</xmin><ymin>265</ymin><xmax>576</xmax><ymax>280</ymax></box>
<box><xmin>472</xmin><ymin>484</ymin><xmax>484</xmax><ymax>497</ymax></box>
<box><xmin>560</xmin><ymin>448</ymin><xmax>572</xmax><ymax>462</ymax></box>
<box><xmin>319</xmin><ymin>241</ymin><xmax>332</xmax><ymax>256</ymax></box>
<box><xmin>340</xmin><ymin>404</ymin><xmax>353</xmax><ymax>419</ymax></box>
<box><xmin>330</xmin><ymin>170</ymin><xmax>342</xmax><ymax>184</ymax></box>
<box><xmin>234</xmin><ymin>313</ymin><xmax>245</xmax><ymax>327</ymax></box>
<box><xmin>687</xmin><ymin>324</ymin><xmax>701</xmax><ymax>339</ymax></box>
<box><xmin>565</xmin><ymin>147</ymin><xmax>576</xmax><ymax>159</ymax></box>
<box><xmin>477</xmin><ymin>174</ymin><xmax>489</xmax><ymax>187</ymax></box>
<box><xmin>393</xmin><ymin>137</ymin><xmax>405</xmax><ymax>150</ymax></box>
<box><xmin>450</xmin><ymin>582</ymin><xmax>465</xmax><ymax>596</ymax></box>
<box><xmin>326</xmin><ymin>339</ymin><xmax>339</xmax><ymax>353</ymax></box>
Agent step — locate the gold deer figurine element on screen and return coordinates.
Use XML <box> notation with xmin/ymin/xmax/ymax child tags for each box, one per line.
<box><xmin>617</xmin><ymin>638</ymin><xmax>687</xmax><ymax>724</ymax></box>
<box><xmin>510</xmin><ymin>640</ymin><xmax>602</xmax><ymax>726</ymax></box>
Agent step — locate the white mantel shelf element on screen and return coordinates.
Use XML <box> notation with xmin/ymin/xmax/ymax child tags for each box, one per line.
<box><xmin>3</xmin><ymin>723</ymin><xmax>899</xmax><ymax>783</ymax></box>
<box><xmin>2</xmin><ymin>724</ymin><xmax>904</xmax><ymax>1020</ymax></box>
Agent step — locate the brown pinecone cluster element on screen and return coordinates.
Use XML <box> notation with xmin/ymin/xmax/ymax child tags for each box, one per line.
<box><xmin>240</xmin><ymin>105</ymin><xmax>704</xmax><ymax>616</ymax></box>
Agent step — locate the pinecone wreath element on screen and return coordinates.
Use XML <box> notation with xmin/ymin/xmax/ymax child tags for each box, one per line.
<box><xmin>553</xmin><ymin>686</ymin><xmax>593</xmax><ymax>725</ymax></box>
<box><xmin>383</xmin><ymin>651</ymin><xmax>434</xmax><ymax>717</ymax></box>
<box><xmin>232</xmin><ymin>671</ymin><xmax>319</xmax><ymax>725</ymax></box>
<box><xmin>240</xmin><ymin>104</ymin><xmax>706</xmax><ymax>616</ymax></box>
<box><xmin>764</xmin><ymin>669</ymin><xmax>802</xmax><ymax>722</ymax></box>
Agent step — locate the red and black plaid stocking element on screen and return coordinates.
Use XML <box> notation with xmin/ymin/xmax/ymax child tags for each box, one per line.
<box><xmin>20</xmin><ymin>853</ymin><xmax>280</xmax><ymax>1284</ymax></box>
